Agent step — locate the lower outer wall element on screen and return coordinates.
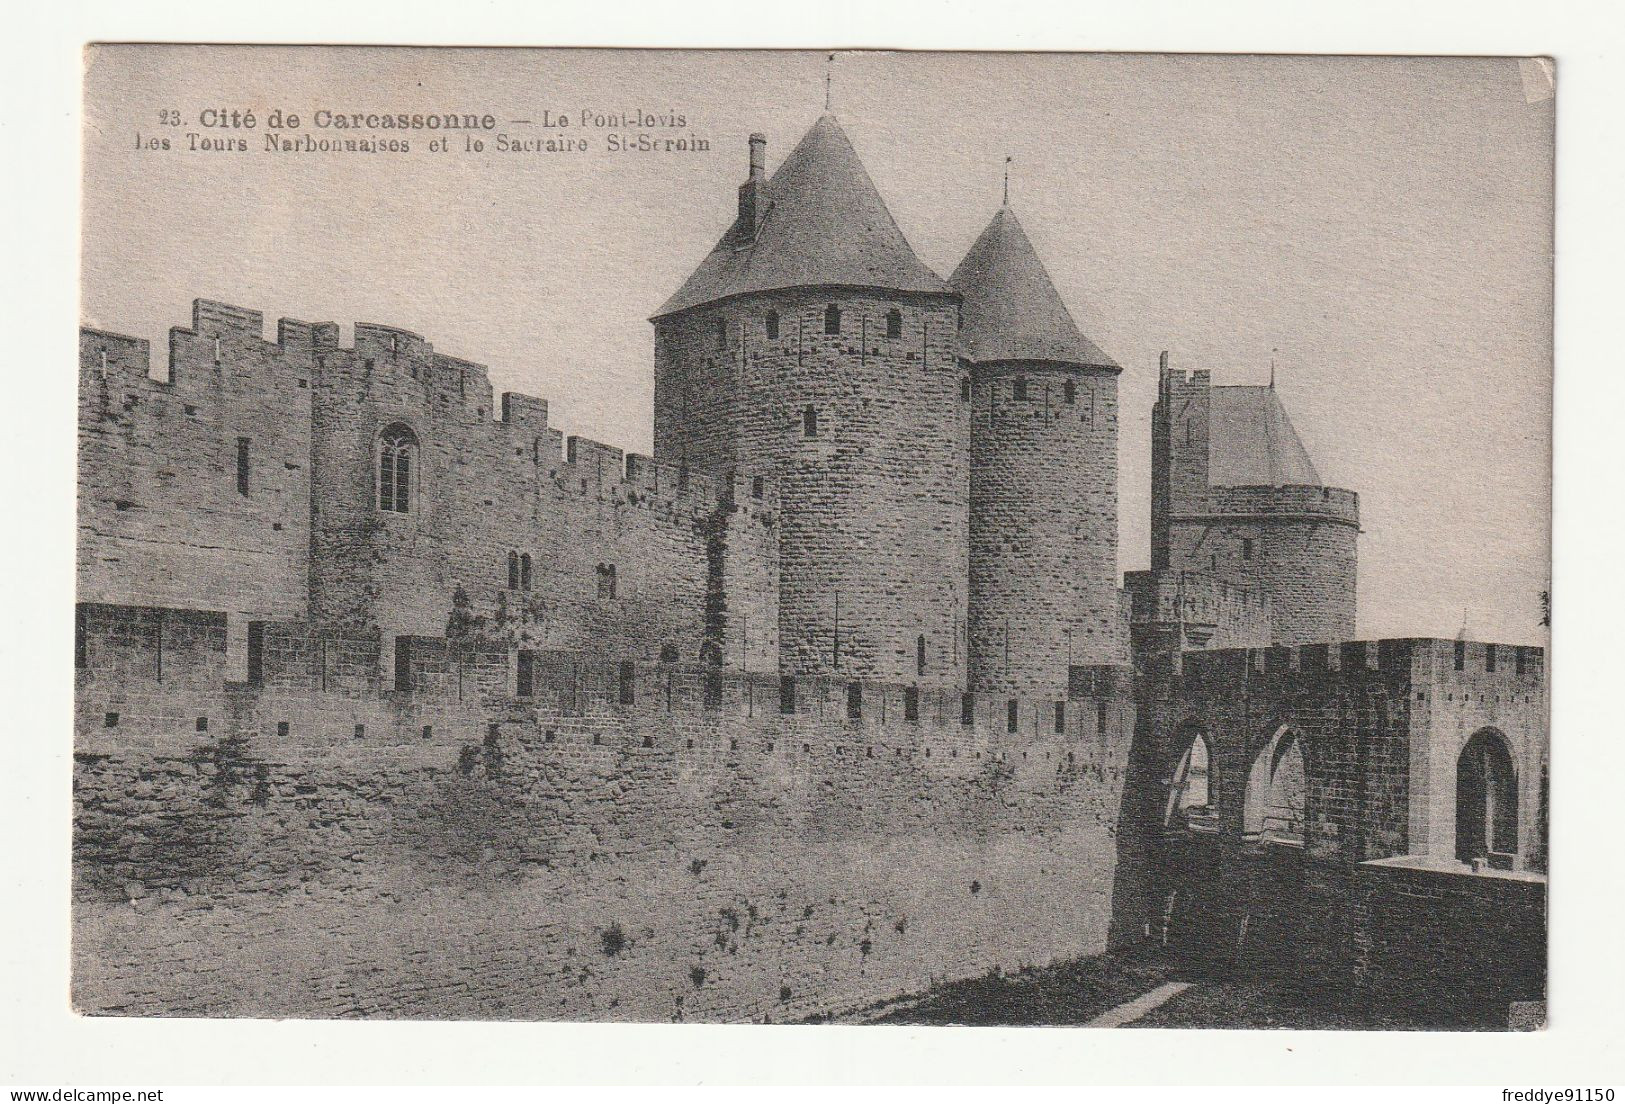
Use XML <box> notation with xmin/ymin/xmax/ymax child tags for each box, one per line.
<box><xmin>73</xmin><ymin>708</ymin><xmax>1141</xmax><ymax>1021</ymax></box>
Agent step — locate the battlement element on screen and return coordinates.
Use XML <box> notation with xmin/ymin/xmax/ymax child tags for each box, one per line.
<box><xmin>1188</xmin><ymin>483</ymin><xmax>1360</xmax><ymax>526</ymax></box>
<box><xmin>76</xmin><ymin>601</ymin><xmax>1131</xmax><ymax>750</ymax></box>
<box><xmin>1158</xmin><ymin>365</ymin><xmax>1212</xmax><ymax>395</ymax></box>
<box><xmin>1179</xmin><ymin>637</ymin><xmax>1547</xmax><ymax>687</ymax></box>
<box><xmin>81</xmin><ymin>300</ymin><xmax>781</xmax><ymax>524</ymax></box>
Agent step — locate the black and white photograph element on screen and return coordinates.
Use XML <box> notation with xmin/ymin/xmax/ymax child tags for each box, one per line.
<box><xmin>8</xmin><ymin>7</ymin><xmax>1621</xmax><ymax>1090</ymax></box>
<box><xmin>68</xmin><ymin>46</ymin><xmax>1552</xmax><ymax>1029</ymax></box>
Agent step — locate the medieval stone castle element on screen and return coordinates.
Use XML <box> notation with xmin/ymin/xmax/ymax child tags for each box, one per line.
<box><xmin>74</xmin><ymin>114</ymin><xmax>1547</xmax><ymax>1024</ymax></box>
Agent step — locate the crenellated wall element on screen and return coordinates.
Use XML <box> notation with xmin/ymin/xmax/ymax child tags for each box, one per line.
<box><xmin>1137</xmin><ymin>637</ymin><xmax>1547</xmax><ymax>1002</ymax></box>
<box><xmin>72</xmin><ymin>601</ymin><xmax>1143</xmax><ymax>1022</ymax></box>
<box><xmin>78</xmin><ymin>303</ymin><xmax>315</xmax><ymax>639</ymax></box>
<box><xmin>80</xmin><ymin>301</ymin><xmax>781</xmax><ymax>678</ymax></box>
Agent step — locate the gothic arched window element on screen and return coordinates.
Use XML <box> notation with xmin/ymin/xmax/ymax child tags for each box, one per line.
<box><xmin>1166</xmin><ymin>729</ymin><xmax>1218</xmax><ymax>832</ymax></box>
<box><xmin>824</xmin><ymin>303</ymin><xmax>841</xmax><ymax>335</ymax></box>
<box><xmin>377</xmin><ymin>424</ymin><xmax>418</xmax><ymax>514</ymax></box>
<box><xmin>1244</xmin><ymin>727</ymin><xmax>1307</xmax><ymax>844</ymax></box>
<box><xmin>507</xmin><ymin>551</ymin><xmax>520</xmax><ymax>590</ymax></box>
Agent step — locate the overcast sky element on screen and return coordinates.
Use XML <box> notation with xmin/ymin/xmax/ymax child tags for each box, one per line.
<box><xmin>82</xmin><ymin>48</ymin><xmax>1553</xmax><ymax>645</ymax></box>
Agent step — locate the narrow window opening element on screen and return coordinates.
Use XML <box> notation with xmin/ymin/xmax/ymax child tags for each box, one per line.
<box><xmin>276</xmin><ymin>721</ymin><xmax>289</xmax><ymax>737</ymax></box>
<box><xmin>960</xmin><ymin>377</ymin><xmax>971</xmax><ymax>402</ymax></box>
<box><xmin>824</xmin><ymin>304</ymin><xmax>841</xmax><ymax>335</ymax></box>
<box><xmin>751</xmin><ymin>476</ymin><xmax>764</xmax><ymax>499</ymax></box>
<box><xmin>1054</xmin><ymin>702</ymin><xmax>1066</xmax><ymax>734</ymax></box>
<box><xmin>246</xmin><ymin>621</ymin><xmax>265</xmax><ymax>684</ymax></box>
<box><xmin>517</xmin><ymin>649</ymin><xmax>535</xmax><ymax>697</ymax></box>
<box><xmin>1063</xmin><ymin>379</ymin><xmax>1076</xmax><ymax>404</ymax></box>
<box><xmin>1242</xmin><ymin>538</ymin><xmax>1254</xmax><ymax>561</ymax></box>
<box><xmin>1097</xmin><ymin>700</ymin><xmax>1108</xmax><ymax>737</ymax></box>
<box><xmin>779</xmin><ymin>675</ymin><xmax>796</xmax><ymax>715</ymax></box>
<box><xmin>1486</xmin><ymin>644</ymin><xmax>1496</xmax><ymax>673</ymax></box>
<box><xmin>765</xmin><ymin>310</ymin><xmax>780</xmax><ymax>340</ymax></box>
<box><xmin>715</xmin><ymin>318</ymin><xmax>728</xmax><ymax>350</ymax></box>
<box><xmin>1012</xmin><ymin>377</ymin><xmax>1028</xmax><ymax>401</ymax></box>
<box><xmin>618</xmin><ymin>660</ymin><xmax>636</xmax><ymax>705</ymax></box>
<box><xmin>915</xmin><ymin>633</ymin><xmax>927</xmax><ymax>676</ymax></box>
<box><xmin>846</xmin><ymin>682</ymin><xmax>862</xmax><ymax>720</ymax></box>
<box><xmin>235</xmin><ymin>437</ymin><xmax>250</xmax><ymax>496</ymax></box>
<box><xmin>803</xmin><ymin>406</ymin><xmax>818</xmax><ymax>439</ymax></box>
<box><xmin>903</xmin><ymin>686</ymin><xmax>919</xmax><ymax>722</ymax></box>
<box><xmin>394</xmin><ymin>636</ymin><xmax>413</xmax><ymax>692</ymax></box>
<box><xmin>1455</xmin><ymin>640</ymin><xmax>1466</xmax><ymax>671</ymax></box>
<box><xmin>196</xmin><ymin>716</ymin><xmax>208</xmax><ymax>733</ymax></box>
<box><xmin>885</xmin><ymin>309</ymin><xmax>902</xmax><ymax>338</ymax></box>
<box><xmin>508</xmin><ymin>551</ymin><xmax>520</xmax><ymax>590</ymax></box>
<box><xmin>520</xmin><ymin>553</ymin><xmax>533</xmax><ymax>591</ymax></box>
<box><xmin>961</xmin><ymin>693</ymin><xmax>974</xmax><ymax>726</ymax></box>
<box><xmin>1007</xmin><ymin>699</ymin><xmax>1019</xmax><ymax>733</ymax></box>
<box><xmin>596</xmin><ymin>563</ymin><xmax>617</xmax><ymax>599</ymax></box>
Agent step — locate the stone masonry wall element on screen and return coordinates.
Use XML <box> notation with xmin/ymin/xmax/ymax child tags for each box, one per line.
<box><xmin>1351</xmin><ymin>859</ymin><xmax>1546</xmax><ymax>1027</ymax></box>
<box><xmin>306</xmin><ymin>318</ymin><xmax>780</xmax><ymax>672</ymax></box>
<box><xmin>968</xmin><ymin>363</ymin><xmax>1123</xmax><ymax>696</ymax></box>
<box><xmin>1140</xmin><ymin>639</ymin><xmax>1547</xmax><ymax>992</ymax></box>
<box><xmin>72</xmin><ymin>602</ymin><xmax>1142</xmax><ymax>1022</ymax></box>
<box><xmin>81</xmin><ymin>302</ymin><xmax>781</xmax><ymax>680</ymax></box>
<box><xmin>653</xmin><ymin>290</ymin><xmax>969</xmax><ymax>687</ymax></box>
<box><xmin>78</xmin><ymin>303</ymin><xmax>314</xmax><ymax>634</ymax></box>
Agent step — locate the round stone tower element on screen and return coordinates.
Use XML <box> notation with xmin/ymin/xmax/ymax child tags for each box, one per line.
<box><xmin>953</xmin><ymin>204</ymin><xmax>1124</xmax><ymax>697</ymax></box>
<box><xmin>651</xmin><ymin>116</ymin><xmax>970</xmax><ymax>687</ymax></box>
<box><xmin>1150</xmin><ymin>363</ymin><xmax>1359</xmax><ymax>645</ymax></box>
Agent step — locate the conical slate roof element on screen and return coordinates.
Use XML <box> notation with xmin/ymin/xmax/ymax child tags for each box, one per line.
<box><xmin>653</xmin><ymin>115</ymin><xmax>949</xmax><ymax>318</ymax></box>
<box><xmin>949</xmin><ymin>205</ymin><xmax>1118</xmax><ymax>370</ymax></box>
<box><xmin>1207</xmin><ymin>386</ymin><xmax>1323</xmax><ymax>487</ymax></box>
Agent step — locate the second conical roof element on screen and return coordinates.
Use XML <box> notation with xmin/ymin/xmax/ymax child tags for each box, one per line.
<box><xmin>949</xmin><ymin>205</ymin><xmax>1117</xmax><ymax>370</ymax></box>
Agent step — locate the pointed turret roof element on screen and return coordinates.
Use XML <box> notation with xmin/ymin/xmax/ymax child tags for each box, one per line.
<box><xmin>1207</xmin><ymin>385</ymin><xmax>1323</xmax><ymax>487</ymax></box>
<box><xmin>653</xmin><ymin>115</ymin><xmax>949</xmax><ymax>319</ymax></box>
<box><xmin>949</xmin><ymin>205</ymin><xmax>1118</xmax><ymax>370</ymax></box>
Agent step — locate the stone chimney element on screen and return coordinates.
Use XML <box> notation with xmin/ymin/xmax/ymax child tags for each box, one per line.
<box><xmin>737</xmin><ymin>132</ymin><xmax>768</xmax><ymax>239</ymax></box>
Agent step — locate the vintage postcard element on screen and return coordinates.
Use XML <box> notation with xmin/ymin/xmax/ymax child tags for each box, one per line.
<box><xmin>74</xmin><ymin>47</ymin><xmax>1552</xmax><ymax>1029</ymax></box>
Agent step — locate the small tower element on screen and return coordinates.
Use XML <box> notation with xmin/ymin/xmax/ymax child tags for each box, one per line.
<box><xmin>953</xmin><ymin>203</ymin><xmax>1124</xmax><ymax>697</ymax></box>
<box><xmin>651</xmin><ymin>116</ymin><xmax>969</xmax><ymax>687</ymax></box>
<box><xmin>1150</xmin><ymin>363</ymin><xmax>1359</xmax><ymax>644</ymax></box>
